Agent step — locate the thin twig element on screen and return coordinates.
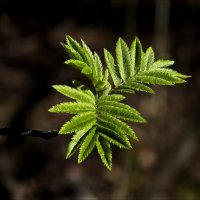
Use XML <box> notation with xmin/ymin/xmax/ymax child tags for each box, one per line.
<box><xmin>0</xmin><ymin>127</ymin><xmax>58</xmax><ymax>140</ymax></box>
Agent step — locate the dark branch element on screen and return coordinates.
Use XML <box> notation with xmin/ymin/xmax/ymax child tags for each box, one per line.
<box><xmin>0</xmin><ymin>128</ymin><xmax>58</xmax><ymax>140</ymax></box>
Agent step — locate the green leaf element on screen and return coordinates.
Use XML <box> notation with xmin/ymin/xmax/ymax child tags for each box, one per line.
<box><xmin>112</xmin><ymin>88</ymin><xmax>135</xmax><ymax>94</ymax></box>
<box><xmin>81</xmin><ymin>39</ymin><xmax>94</xmax><ymax>67</ymax></box>
<box><xmin>118</xmin><ymin>82</ymin><xmax>155</xmax><ymax>94</ymax></box>
<box><xmin>97</xmin><ymin>128</ymin><xmax>131</xmax><ymax>149</ymax></box>
<box><xmin>65</xmin><ymin>59</ymin><xmax>92</xmax><ymax>76</ymax></box>
<box><xmin>151</xmin><ymin>59</ymin><xmax>174</xmax><ymax>69</ymax></box>
<box><xmin>97</xmin><ymin>100</ymin><xmax>146</xmax><ymax>123</ymax></box>
<box><xmin>49</xmin><ymin>35</ymin><xmax>190</xmax><ymax>170</ymax></box>
<box><xmin>102</xmin><ymin>69</ymin><xmax>109</xmax><ymax>84</ymax></box>
<box><xmin>94</xmin><ymin>80</ymin><xmax>108</xmax><ymax>92</ymax></box>
<box><xmin>134</xmin><ymin>75</ymin><xmax>173</xmax><ymax>85</ymax></box>
<box><xmin>61</xmin><ymin>43</ymin><xmax>83</xmax><ymax>61</ymax></box>
<box><xmin>135</xmin><ymin>69</ymin><xmax>186</xmax><ymax>85</ymax></box>
<box><xmin>66</xmin><ymin>127</ymin><xmax>92</xmax><ymax>158</ymax></box>
<box><xmin>140</xmin><ymin>52</ymin><xmax>147</xmax><ymax>72</ymax></box>
<box><xmin>130</xmin><ymin>37</ymin><xmax>143</xmax><ymax>74</ymax></box>
<box><xmin>65</xmin><ymin>36</ymin><xmax>108</xmax><ymax>92</ymax></box>
<box><xmin>78</xmin><ymin>126</ymin><xmax>98</xmax><ymax>163</ymax></box>
<box><xmin>94</xmin><ymin>52</ymin><xmax>103</xmax><ymax>80</ymax></box>
<box><xmin>174</xmin><ymin>73</ymin><xmax>190</xmax><ymax>79</ymax></box>
<box><xmin>66</xmin><ymin>35</ymin><xmax>85</xmax><ymax>57</ymax></box>
<box><xmin>81</xmin><ymin>66</ymin><xmax>92</xmax><ymax>75</ymax></box>
<box><xmin>98</xmin><ymin>122</ymin><xmax>132</xmax><ymax>148</ymax></box>
<box><xmin>66</xmin><ymin>36</ymin><xmax>95</xmax><ymax>71</ymax></box>
<box><xmin>72</xmin><ymin>80</ymin><xmax>95</xmax><ymax>99</ymax></box>
<box><xmin>98</xmin><ymin>113</ymin><xmax>138</xmax><ymax>141</ymax></box>
<box><xmin>98</xmin><ymin>94</ymin><xmax>125</xmax><ymax>102</ymax></box>
<box><xmin>48</xmin><ymin>102</ymin><xmax>95</xmax><ymax>114</ymax></box>
<box><xmin>65</xmin><ymin>59</ymin><xmax>90</xmax><ymax>71</ymax></box>
<box><xmin>96</xmin><ymin>137</ymin><xmax>112</xmax><ymax>170</ymax></box>
<box><xmin>116</xmin><ymin>38</ymin><xmax>132</xmax><ymax>81</ymax></box>
<box><xmin>53</xmin><ymin>85</ymin><xmax>95</xmax><ymax>104</ymax></box>
<box><xmin>160</xmin><ymin>68</ymin><xmax>190</xmax><ymax>79</ymax></box>
<box><xmin>104</xmin><ymin>49</ymin><xmax>121</xmax><ymax>87</ymax></box>
<box><xmin>95</xmin><ymin>69</ymin><xmax>110</xmax><ymax>92</ymax></box>
<box><xmin>59</xmin><ymin>112</ymin><xmax>96</xmax><ymax>134</ymax></box>
<box><xmin>144</xmin><ymin>47</ymin><xmax>155</xmax><ymax>70</ymax></box>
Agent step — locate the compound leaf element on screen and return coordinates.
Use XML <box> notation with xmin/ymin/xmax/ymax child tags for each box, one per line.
<box><xmin>49</xmin><ymin>35</ymin><xmax>189</xmax><ymax>170</ymax></box>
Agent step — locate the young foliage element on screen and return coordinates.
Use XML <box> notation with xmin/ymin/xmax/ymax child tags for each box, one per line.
<box><xmin>104</xmin><ymin>37</ymin><xmax>189</xmax><ymax>94</ymax></box>
<box><xmin>49</xmin><ymin>35</ymin><xmax>189</xmax><ymax>170</ymax></box>
<box><xmin>62</xmin><ymin>35</ymin><xmax>110</xmax><ymax>94</ymax></box>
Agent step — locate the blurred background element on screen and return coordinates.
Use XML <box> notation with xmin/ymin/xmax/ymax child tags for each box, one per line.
<box><xmin>0</xmin><ymin>0</ymin><xmax>199</xmax><ymax>199</ymax></box>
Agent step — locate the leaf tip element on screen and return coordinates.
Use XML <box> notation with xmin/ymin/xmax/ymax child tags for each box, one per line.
<box><xmin>52</xmin><ymin>85</ymin><xmax>59</xmax><ymax>89</ymax></box>
<box><xmin>64</xmin><ymin>60</ymin><xmax>69</xmax><ymax>64</ymax></box>
<box><xmin>48</xmin><ymin>107</ymin><xmax>54</xmax><ymax>112</ymax></box>
<box><xmin>135</xmin><ymin>136</ymin><xmax>140</xmax><ymax>142</ymax></box>
<box><xmin>66</xmin><ymin>152</ymin><xmax>71</xmax><ymax>159</ymax></box>
<box><xmin>107</xmin><ymin>165</ymin><xmax>112</xmax><ymax>171</ymax></box>
<box><xmin>60</xmin><ymin>42</ymin><xmax>65</xmax><ymax>47</ymax></box>
<box><xmin>140</xmin><ymin>117</ymin><xmax>147</xmax><ymax>123</ymax></box>
<box><xmin>78</xmin><ymin>156</ymin><xmax>83</xmax><ymax>164</ymax></box>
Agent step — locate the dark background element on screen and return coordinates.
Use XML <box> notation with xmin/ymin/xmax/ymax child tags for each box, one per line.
<box><xmin>0</xmin><ymin>0</ymin><xmax>199</xmax><ymax>199</ymax></box>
